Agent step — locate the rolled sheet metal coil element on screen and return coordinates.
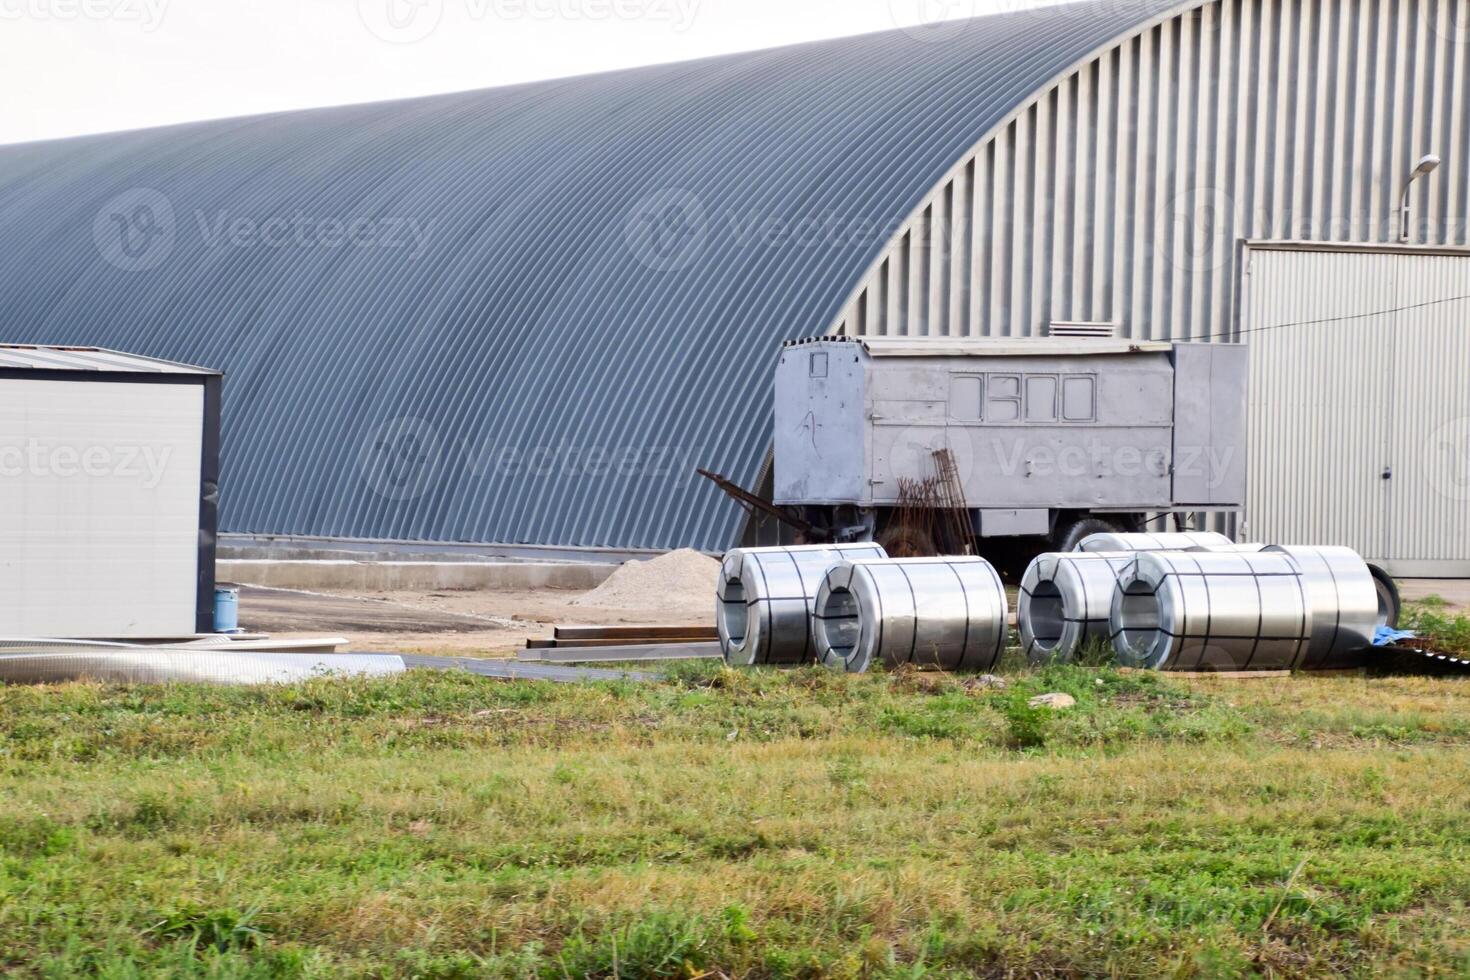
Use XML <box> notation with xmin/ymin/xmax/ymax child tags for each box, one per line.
<box><xmin>1110</xmin><ymin>551</ymin><xmax>1313</xmax><ymax>672</ymax></box>
<box><xmin>0</xmin><ymin>652</ymin><xmax>406</xmax><ymax>686</ymax></box>
<box><xmin>812</xmin><ymin>557</ymin><xmax>1008</xmax><ymax>674</ymax></box>
<box><xmin>1078</xmin><ymin>531</ymin><xmax>1235</xmax><ymax>553</ymax></box>
<box><xmin>717</xmin><ymin>543</ymin><xmax>887</xmax><ymax>667</ymax></box>
<box><xmin>1265</xmin><ymin>545</ymin><xmax>1379</xmax><ymax>669</ymax></box>
<box><xmin>1188</xmin><ymin>543</ymin><xmax>1268</xmax><ymax>554</ymax></box>
<box><xmin>1018</xmin><ymin>552</ymin><xmax>1134</xmax><ymax>663</ymax></box>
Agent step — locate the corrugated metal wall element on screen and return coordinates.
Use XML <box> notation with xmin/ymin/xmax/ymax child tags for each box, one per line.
<box><xmin>0</xmin><ymin>0</ymin><xmax>1181</xmax><ymax>554</ymax></box>
<box><xmin>820</xmin><ymin>0</ymin><xmax>1469</xmax><ymax>565</ymax></box>
<box><xmin>1245</xmin><ymin>245</ymin><xmax>1470</xmax><ymax>575</ymax></box>
<box><xmin>831</xmin><ymin>0</ymin><xmax>1469</xmax><ymax>342</ymax></box>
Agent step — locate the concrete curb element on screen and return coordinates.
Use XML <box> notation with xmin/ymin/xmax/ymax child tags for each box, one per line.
<box><xmin>218</xmin><ymin>560</ymin><xmax>617</xmax><ymax>592</ymax></box>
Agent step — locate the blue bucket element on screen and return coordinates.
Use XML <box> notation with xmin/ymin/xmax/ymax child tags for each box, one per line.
<box><xmin>214</xmin><ymin>587</ymin><xmax>240</xmax><ymax>633</ymax></box>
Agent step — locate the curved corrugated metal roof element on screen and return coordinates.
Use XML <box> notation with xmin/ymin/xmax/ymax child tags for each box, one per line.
<box><xmin>0</xmin><ymin>0</ymin><xmax>1181</xmax><ymax>551</ymax></box>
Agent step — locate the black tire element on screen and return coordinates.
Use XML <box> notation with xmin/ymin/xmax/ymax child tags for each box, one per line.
<box><xmin>1367</xmin><ymin>563</ymin><xmax>1402</xmax><ymax>629</ymax></box>
<box><xmin>1053</xmin><ymin>516</ymin><xmax>1123</xmax><ymax>554</ymax></box>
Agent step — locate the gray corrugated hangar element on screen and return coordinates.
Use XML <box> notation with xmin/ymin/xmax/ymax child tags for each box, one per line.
<box><xmin>0</xmin><ymin>0</ymin><xmax>1466</xmax><ymax>573</ymax></box>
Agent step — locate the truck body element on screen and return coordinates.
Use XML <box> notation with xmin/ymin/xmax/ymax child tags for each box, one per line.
<box><xmin>772</xmin><ymin>336</ymin><xmax>1246</xmax><ymax>550</ymax></box>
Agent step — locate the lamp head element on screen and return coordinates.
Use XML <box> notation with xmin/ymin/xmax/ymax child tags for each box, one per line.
<box><xmin>1411</xmin><ymin>154</ymin><xmax>1441</xmax><ymax>179</ymax></box>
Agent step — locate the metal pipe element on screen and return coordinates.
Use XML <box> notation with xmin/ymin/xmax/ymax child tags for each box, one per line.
<box><xmin>1110</xmin><ymin>551</ymin><xmax>1313</xmax><ymax>672</ymax></box>
<box><xmin>1078</xmin><ymin>531</ymin><xmax>1235</xmax><ymax>553</ymax></box>
<box><xmin>812</xmin><ymin>557</ymin><xmax>1008</xmax><ymax>674</ymax></box>
<box><xmin>1265</xmin><ymin>546</ymin><xmax>1380</xmax><ymax>669</ymax></box>
<box><xmin>1018</xmin><ymin>552</ymin><xmax>1134</xmax><ymax>664</ymax></box>
<box><xmin>716</xmin><ymin>543</ymin><xmax>887</xmax><ymax>667</ymax></box>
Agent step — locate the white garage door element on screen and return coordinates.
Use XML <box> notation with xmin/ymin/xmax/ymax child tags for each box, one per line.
<box><xmin>1245</xmin><ymin>246</ymin><xmax>1470</xmax><ymax>577</ymax></box>
<box><xmin>0</xmin><ymin>378</ymin><xmax>203</xmax><ymax>637</ymax></box>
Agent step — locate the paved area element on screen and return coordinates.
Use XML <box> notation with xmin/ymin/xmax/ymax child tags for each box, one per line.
<box><xmin>1400</xmin><ymin>579</ymin><xmax>1470</xmax><ymax>611</ymax></box>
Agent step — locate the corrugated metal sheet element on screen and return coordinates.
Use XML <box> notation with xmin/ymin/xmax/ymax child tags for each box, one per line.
<box><xmin>0</xmin><ymin>344</ymin><xmax>215</xmax><ymax>375</ymax></box>
<box><xmin>1244</xmin><ymin>245</ymin><xmax>1470</xmax><ymax>576</ymax></box>
<box><xmin>0</xmin><ymin>0</ymin><xmax>1181</xmax><ymax>552</ymax></box>
<box><xmin>824</xmin><ymin>0</ymin><xmax>1469</xmax><ymax>562</ymax></box>
<box><xmin>832</xmin><ymin>0</ymin><xmax>1470</xmax><ymax>341</ymax></box>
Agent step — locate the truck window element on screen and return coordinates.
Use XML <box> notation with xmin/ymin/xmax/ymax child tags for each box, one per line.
<box><xmin>1062</xmin><ymin>375</ymin><xmax>1097</xmax><ymax>421</ymax></box>
<box><xmin>949</xmin><ymin>374</ymin><xmax>983</xmax><ymax>421</ymax></box>
<box><xmin>1025</xmin><ymin>375</ymin><xmax>1058</xmax><ymax>422</ymax></box>
<box><xmin>987</xmin><ymin>374</ymin><xmax>1022</xmax><ymax>422</ymax></box>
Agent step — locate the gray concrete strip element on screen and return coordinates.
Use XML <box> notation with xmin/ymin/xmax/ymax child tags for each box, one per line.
<box><xmin>518</xmin><ymin>643</ymin><xmax>721</xmax><ymax>664</ymax></box>
<box><xmin>219</xmin><ymin>560</ymin><xmax>616</xmax><ymax>592</ymax></box>
<box><xmin>400</xmin><ymin>655</ymin><xmax>657</xmax><ymax>684</ymax></box>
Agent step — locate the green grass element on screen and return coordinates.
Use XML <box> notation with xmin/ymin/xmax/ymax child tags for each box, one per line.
<box><xmin>1401</xmin><ymin>599</ymin><xmax>1470</xmax><ymax>658</ymax></box>
<box><xmin>3</xmin><ymin>660</ymin><xmax>1470</xmax><ymax>978</ymax></box>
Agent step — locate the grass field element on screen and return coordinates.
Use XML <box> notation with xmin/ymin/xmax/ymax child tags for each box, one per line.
<box><xmin>4</xmin><ymin>635</ymin><xmax>1470</xmax><ymax>977</ymax></box>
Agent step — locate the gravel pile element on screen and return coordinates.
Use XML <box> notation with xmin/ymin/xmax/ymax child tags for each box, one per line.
<box><xmin>571</xmin><ymin>549</ymin><xmax>719</xmax><ymax>622</ymax></box>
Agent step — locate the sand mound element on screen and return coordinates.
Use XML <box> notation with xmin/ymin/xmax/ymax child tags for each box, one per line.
<box><xmin>572</xmin><ymin>549</ymin><xmax>720</xmax><ymax>617</ymax></box>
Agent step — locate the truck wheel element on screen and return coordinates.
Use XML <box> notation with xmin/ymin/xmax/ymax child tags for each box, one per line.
<box><xmin>877</xmin><ymin>525</ymin><xmax>936</xmax><ymax>558</ymax></box>
<box><xmin>1367</xmin><ymin>564</ymin><xmax>1401</xmax><ymax>628</ymax></box>
<box><xmin>1054</xmin><ymin>517</ymin><xmax>1122</xmax><ymax>553</ymax></box>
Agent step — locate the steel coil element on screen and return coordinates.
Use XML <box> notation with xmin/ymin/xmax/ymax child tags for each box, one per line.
<box><xmin>812</xmin><ymin>557</ymin><xmax>1008</xmax><ymax>674</ymax></box>
<box><xmin>1078</xmin><ymin>531</ymin><xmax>1235</xmax><ymax>553</ymax></box>
<box><xmin>1110</xmin><ymin>551</ymin><xmax>1313</xmax><ymax>672</ymax></box>
<box><xmin>1018</xmin><ymin>551</ymin><xmax>1134</xmax><ymax>663</ymax></box>
<box><xmin>1265</xmin><ymin>545</ymin><xmax>1379</xmax><ymax>669</ymax></box>
<box><xmin>716</xmin><ymin>543</ymin><xmax>887</xmax><ymax>667</ymax></box>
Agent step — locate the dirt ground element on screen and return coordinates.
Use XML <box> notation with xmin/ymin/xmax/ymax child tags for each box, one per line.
<box><xmin>240</xmin><ymin>576</ymin><xmax>1466</xmax><ymax>657</ymax></box>
<box><xmin>1400</xmin><ymin>578</ymin><xmax>1470</xmax><ymax>611</ymax></box>
<box><xmin>239</xmin><ymin>584</ymin><xmax>716</xmax><ymax>656</ymax></box>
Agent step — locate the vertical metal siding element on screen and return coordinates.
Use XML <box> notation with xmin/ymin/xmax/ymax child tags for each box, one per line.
<box><xmin>828</xmin><ymin>0</ymin><xmax>1468</xmax><ymax>564</ymax></box>
<box><xmin>1386</xmin><ymin>252</ymin><xmax>1470</xmax><ymax>570</ymax></box>
<box><xmin>1244</xmin><ymin>247</ymin><xmax>1470</xmax><ymax>574</ymax></box>
<box><xmin>1242</xmin><ymin>248</ymin><xmax>1398</xmax><ymax>556</ymax></box>
<box><xmin>832</xmin><ymin>0</ymin><xmax>1470</xmax><ymax>343</ymax></box>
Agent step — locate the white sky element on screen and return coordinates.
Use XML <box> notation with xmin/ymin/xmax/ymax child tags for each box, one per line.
<box><xmin>2</xmin><ymin>0</ymin><xmax>1058</xmax><ymax>145</ymax></box>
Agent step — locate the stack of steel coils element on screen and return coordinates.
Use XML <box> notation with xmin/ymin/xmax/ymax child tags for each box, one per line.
<box><xmin>718</xmin><ymin>536</ymin><xmax>1395</xmax><ymax>675</ymax></box>
<box><xmin>716</xmin><ymin>545</ymin><xmax>1008</xmax><ymax>674</ymax></box>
